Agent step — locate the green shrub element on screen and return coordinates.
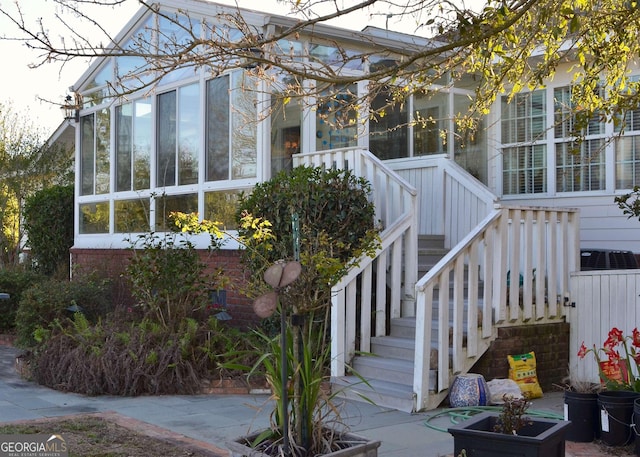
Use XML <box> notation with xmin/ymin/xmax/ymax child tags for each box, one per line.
<box><xmin>15</xmin><ymin>276</ymin><xmax>112</xmax><ymax>348</ymax></box>
<box><xmin>237</xmin><ymin>165</ymin><xmax>380</xmax><ymax>313</ymax></box>
<box><xmin>125</xmin><ymin>233</ymin><xmax>214</xmax><ymax>330</ymax></box>
<box><xmin>22</xmin><ymin>185</ymin><xmax>74</xmax><ymax>277</ymax></box>
<box><xmin>0</xmin><ymin>268</ymin><xmax>44</xmax><ymax>332</ymax></box>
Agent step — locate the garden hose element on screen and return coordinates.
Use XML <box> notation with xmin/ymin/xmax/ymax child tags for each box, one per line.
<box><xmin>423</xmin><ymin>406</ymin><xmax>565</xmax><ymax>433</ymax></box>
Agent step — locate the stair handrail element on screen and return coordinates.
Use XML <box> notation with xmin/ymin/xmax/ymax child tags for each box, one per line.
<box><xmin>413</xmin><ymin>204</ymin><xmax>580</xmax><ymax>411</ymax></box>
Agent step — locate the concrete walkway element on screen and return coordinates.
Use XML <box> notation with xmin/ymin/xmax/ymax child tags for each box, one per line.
<box><xmin>0</xmin><ymin>344</ymin><xmax>634</xmax><ymax>456</ymax></box>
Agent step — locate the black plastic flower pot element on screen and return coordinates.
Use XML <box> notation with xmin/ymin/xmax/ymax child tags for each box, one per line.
<box><xmin>564</xmin><ymin>390</ymin><xmax>600</xmax><ymax>442</ymax></box>
<box><xmin>447</xmin><ymin>412</ymin><xmax>570</xmax><ymax>457</ymax></box>
<box><xmin>598</xmin><ymin>390</ymin><xmax>640</xmax><ymax>447</ymax></box>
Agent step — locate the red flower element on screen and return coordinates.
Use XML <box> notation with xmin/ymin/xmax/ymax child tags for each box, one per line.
<box><xmin>608</xmin><ymin>327</ymin><xmax>624</xmax><ymax>344</ymax></box>
<box><xmin>579</xmin><ymin>327</ymin><xmax>640</xmax><ymax>391</ymax></box>
<box><xmin>608</xmin><ymin>350</ymin><xmax>622</xmax><ymax>362</ymax></box>
<box><xmin>578</xmin><ymin>342</ymin><xmax>588</xmax><ymax>359</ymax></box>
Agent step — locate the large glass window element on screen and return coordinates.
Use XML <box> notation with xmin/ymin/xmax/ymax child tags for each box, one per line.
<box><xmin>231</xmin><ymin>73</ymin><xmax>258</xmax><ymax>179</ymax></box>
<box><xmin>316</xmin><ymin>85</ymin><xmax>358</xmax><ymax>150</ymax></box>
<box><xmin>206</xmin><ymin>72</ymin><xmax>257</xmax><ymax>181</ymax></box>
<box><xmin>79</xmin><ymin>109</ymin><xmax>110</xmax><ymax>196</ymax></box>
<box><xmin>501</xmin><ymin>91</ymin><xmax>547</xmax><ymax>194</ymax></box>
<box><xmin>206</xmin><ymin>75</ymin><xmax>230</xmax><ymax>181</ymax></box>
<box><xmin>116</xmin><ymin>16</ymin><xmax>154</xmax><ymax>90</ymax></box>
<box><xmin>80</xmin><ymin>115</ymin><xmax>95</xmax><ymax>196</ymax></box>
<box><xmin>158</xmin><ymin>14</ymin><xmax>202</xmax><ymax>85</ymax></box>
<box><xmin>271</xmin><ymin>74</ymin><xmax>302</xmax><ymax>175</ymax></box>
<box><xmin>157</xmin><ymin>84</ymin><xmax>200</xmax><ymax>187</ymax></box>
<box><xmin>454</xmin><ymin>93</ymin><xmax>487</xmax><ymax>184</ymax></box>
<box><xmin>413</xmin><ymin>91</ymin><xmax>447</xmax><ymax>156</ymax></box>
<box><xmin>369</xmin><ymin>87</ymin><xmax>408</xmax><ymax>160</ymax></box>
<box><xmin>116</xmin><ymin>99</ymin><xmax>151</xmax><ymax>192</ymax></box>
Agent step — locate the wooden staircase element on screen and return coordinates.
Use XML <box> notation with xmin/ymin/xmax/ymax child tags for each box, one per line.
<box><xmin>295</xmin><ymin>148</ymin><xmax>580</xmax><ymax>413</ymax></box>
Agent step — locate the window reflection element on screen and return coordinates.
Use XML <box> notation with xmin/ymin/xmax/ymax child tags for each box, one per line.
<box><xmin>79</xmin><ymin>202</ymin><xmax>109</xmax><ymax>234</ymax></box>
<box><xmin>115</xmin><ymin>199</ymin><xmax>150</xmax><ymax>233</ymax></box>
<box><xmin>155</xmin><ymin>194</ymin><xmax>198</xmax><ymax>232</ymax></box>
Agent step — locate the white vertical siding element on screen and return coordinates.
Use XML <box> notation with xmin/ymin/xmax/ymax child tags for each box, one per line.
<box><xmin>568</xmin><ymin>271</ymin><xmax>640</xmax><ymax>384</ymax></box>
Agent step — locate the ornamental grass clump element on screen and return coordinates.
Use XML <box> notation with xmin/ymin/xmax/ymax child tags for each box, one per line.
<box><xmin>578</xmin><ymin>327</ymin><xmax>640</xmax><ymax>392</ymax></box>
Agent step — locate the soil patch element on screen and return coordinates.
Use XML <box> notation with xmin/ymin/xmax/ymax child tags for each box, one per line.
<box><xmin>0</xmin><ymin>412</ymin><xmax>228</xmax><ymax>457</ymax></box>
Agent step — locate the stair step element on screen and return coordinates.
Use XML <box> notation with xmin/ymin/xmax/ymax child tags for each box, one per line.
<box><xmin>389</xmin><ymin>316</ymin><xmax>477</xmax><ymax>340</ymax></box>
<box><xmin>417</xmin><ymin>234</ymin><xmax>446</xmax><ymax>249</ymax></box>
<box><xmin>371</xmin><ymin>335</ymin><xmax>440</xmax><ymax>368</ymax></box>
<box><xmin>389</xmin><ymin>317</ymin><xmax>417</xmax><ymax>338</ymax></box>
<box><xmin>370</xmin><ymin>336</ymin><xmax>415</xmax><ymax>360</ymax></box>
<box><xmin>332</xmin><ymin>376</ymin><xmax>416</xmax><ymax>413</ymax></box>
<box><xmin>351</xmin><ymin>356</ymin><xmax>414</xmax><ymax>385</ymax></box>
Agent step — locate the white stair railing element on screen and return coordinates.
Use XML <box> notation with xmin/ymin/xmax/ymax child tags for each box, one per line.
<box><xmin>293</xmin><ymin>148</ymin><xmax>418</xmax><ymax>376</ymax></box>
<box><xmin>413</xmin><ymin>205</ymin><xmax>580</xmax><ymax>411</ymax></box>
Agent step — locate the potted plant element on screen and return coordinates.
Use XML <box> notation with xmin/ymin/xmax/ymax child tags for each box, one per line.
<box><xmin>577</xmin><ymin>327</ymin><xmax>640</xmax><ymax>446</ymax></box>
<box><xmin>447</xmin><ymin>395</ymin><xmax>571</xmax><ymax>457</ymax></box>
<box><xmin>226</xmin><ymin>311</ymin><xmax>381</xmax><ymax>457</ymax></box>
<box><xmin>173</xmin><ymin>166</ymin><xmax>382</xmax><ymax>456</ymax></box>
<box><xmin>556</xmin><ymin>377</ymin><xmax>601</xmax><ymax>443</ymax></box>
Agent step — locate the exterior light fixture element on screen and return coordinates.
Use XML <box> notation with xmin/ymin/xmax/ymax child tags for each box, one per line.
<box><xmin>61</xmin><ymin>94</ymin><xmax>81</xmax><ymax>122</ymax></box>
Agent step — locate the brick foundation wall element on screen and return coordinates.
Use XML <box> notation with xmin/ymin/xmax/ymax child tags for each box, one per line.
<box><xmin>70</xmin><ymin>248</ymin><xmax>260</xmax><ymax>329</ymax></box>
<box><xmin>469</xmin><ymin>322</ymin><xmax>570</xmax><ymax>393</ymax></box>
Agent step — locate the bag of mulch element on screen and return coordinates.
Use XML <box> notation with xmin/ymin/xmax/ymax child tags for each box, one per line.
<box><xmin>508</xmin><ymin>351</ymin><xmax>543</xmax><ymax>399</ymax></box>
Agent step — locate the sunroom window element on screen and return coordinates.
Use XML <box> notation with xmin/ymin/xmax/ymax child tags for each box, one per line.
<box><xmin>369</xmin><ymin>87</ymin><xmax>408</xmax><ymax>160</ymax></box>
<box><xmin>413</xmin><ymin>91</ymin><xmax>447</xmax><ymax>156</ymax></box>
<box><xmin>80</xmin><ymin>109</ymin><xmax>111</xmax><ymax>196</ymax></box>
<box><xmin>206</xmin><ymin>72</ymin><xmax>258</xmax><ymax>181</ymax></box>
<box><xmin>115</xmin><ymin>199</ymin><xmax>150</xmax><ymax>233</ymax></box>
<box><xmin>271</xmin><ymin>74</ymin><xmax>302</xmax><ymax>176</ymax></box>
<box><xmin>116</xmin><ymin>99</ymin><xmax>151</xmax><ymax>192</ymax></box>
<box><xmin>157</xmin><ymin>83</ymin><xmax>200</xmax><ymax>187</ymax></box>
<box><xmin>155</xmin><ymin>194</ymin><xmax>198</xmax><ymax>232</ymax></box>
<box><xmin>204</xmin><ymin>190</ymin><xmax>244</xmax><ymax>231</ymax></box>
<box><xmin>79</xmin><ymin>202</ymin><xmax>109</xmax><ymax>234</ymax></box>
<box><xmin>316</xmin><ymin>84</ymin><xmax>358</xmax><ymax>150</ymax></box>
